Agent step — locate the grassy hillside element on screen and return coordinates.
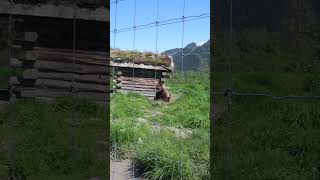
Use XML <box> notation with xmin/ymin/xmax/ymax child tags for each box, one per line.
<box><xmin>111</xmin><ymin>72</ymin><xmax>210</xmax><ymax>179</ymax></box>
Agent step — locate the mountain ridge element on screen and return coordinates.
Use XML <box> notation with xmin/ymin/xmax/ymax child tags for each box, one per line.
<box><xmin>162</xmin><ymin>40</ymin><xmax>210</xmax><ymax>71</ymax></box>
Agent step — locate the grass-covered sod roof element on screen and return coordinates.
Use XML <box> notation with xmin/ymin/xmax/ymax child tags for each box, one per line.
<box><xmin>111</xmin><ymin>49</ymin><xmax>173</xmax><ymax>67</ymax></box>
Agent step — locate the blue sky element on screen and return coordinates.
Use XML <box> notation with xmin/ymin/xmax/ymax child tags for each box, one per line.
<box><xmin>110</xmin><ymin>0</ymin><xmax>210</xmax><ymax>52</ymax></box>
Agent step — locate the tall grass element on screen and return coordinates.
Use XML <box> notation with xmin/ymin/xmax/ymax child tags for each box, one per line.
<box><xmin>110</xmin><ymin>72</ymin><xmax>210</xmax><ymax>179</ymax></box>
<box><xmin>0</xmin><ymin>97</ymin><xmax>108</xmax><ymax>179</ymax></box>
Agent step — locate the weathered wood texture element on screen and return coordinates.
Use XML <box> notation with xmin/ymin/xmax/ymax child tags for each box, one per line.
<box><xmin>11</xmin><ymin>46</ymin><xmax>110</xmax><ymax>102</ymax></box>
<box><xmin>12</xmin><ymin>16</ymin><xmax>108</xmax><ymax>51</ymax></box>
<box><xmin>0</xmin><ymin>1</ymin><xmax>109</xmax><ymax>21</ymax></box>
<box><xmin>114</xmin><ymin>76</ymin><xmax>159</xmax><ymax>100</ymax></box>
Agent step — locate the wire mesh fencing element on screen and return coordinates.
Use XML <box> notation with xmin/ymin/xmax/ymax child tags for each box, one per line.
<box><xmin>0</xmin><ymin>1</ymin><xmax>109</xmax><ymax>179</ymax></box>
<box><xmin>212</xmin><ymin>0</ymin><xmax>320</xmax><ymax>179</ymax></box>
<box><xmin>111</xmin><ymin>0</ymin><xmax>210</xmax><ymax>179</ymax></box>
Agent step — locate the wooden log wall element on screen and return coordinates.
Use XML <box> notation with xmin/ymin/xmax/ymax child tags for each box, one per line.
<box><xmin>112</xmin><ymin>68</ymin><xmax>171</xmax><ymax>100</ymax></box>
<box><xmin>9</xmin><ymin>16</ymin><xmax>109</xmax><ymax>104</ymax></box>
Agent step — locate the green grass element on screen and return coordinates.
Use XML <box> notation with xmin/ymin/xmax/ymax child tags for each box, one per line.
<box><xmin>211</xmin><ymin>30</ymin><xmax>320</xmax><ymax>179</ymax></box>
<box><xmin>0</xmin><ymin>97</ymin><xmax>108</xmax><ymax>179</ymax></box>
<box><xmin>110</xmin><ymin>72</ymin><xmax>210</xmax><ymax>179</ymax></box>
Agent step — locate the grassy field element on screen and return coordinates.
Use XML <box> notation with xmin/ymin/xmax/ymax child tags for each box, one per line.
<box><xmin>0</xmin><ymin>97</ymin><xmax>108</xmax><ymax>179</ymax></box>
<box><xmin>211</xmin><ymin>30</ymin><xmax>320</xmax><ymax>179</ymax></box>
<box><xmin>110</xmin><ymin>72</ymin><xmax>210</xmax><ymax>179</ymax></box>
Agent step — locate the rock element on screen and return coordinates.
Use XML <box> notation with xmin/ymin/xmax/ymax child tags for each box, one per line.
<box><xmin>136</xmin><ymin>118</ymin><xmax>148</xmax><ymax>124</ymax></box>
<box><xmin>165</xmin><ymin>127</ymin><xmax>193</xmax><ymax>138</ymax></box>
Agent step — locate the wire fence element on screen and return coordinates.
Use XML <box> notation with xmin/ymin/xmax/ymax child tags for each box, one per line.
<box><xmin>212</xmin><ymin>0</ymin><xmax>320</xmax><ymax>179</ymax></box>
<box><xmin>2</xmin><ymin>1</ymin><xmax>109</xmax><ymax>180</ymax></box>
<box><xmin>110</xmin><ymin>0</ymin><xmax>210</xmax><ymax>179</ymax></box>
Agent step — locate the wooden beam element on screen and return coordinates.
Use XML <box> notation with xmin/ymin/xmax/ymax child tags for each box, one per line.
<box><xmin>23</xmin><ymin>69</ymin><xmax>109</xmax><ymax>84</ymax></box>
<box><xmin>118</xmin><ymin>76</ymin><xmax>159</xmax><ymax>83</ymax></box>
<box><xmin>118</xmin><ymin>86</ymin><xmax>157</xmax><ymax>92</ymax></box>
<box><xmin>33</xmin><ymin>60</ymin><xmax>108</xmax><ymax>74</ymax></box>
<box><xmin>0</xmin><ymin>1</ymin><xmax>109</xmax><ymax>22</ymax></box>
<box><xmin>111</xmin><ymin>61</ymin><xmax>168</xmax><ymax>71</ymax></box>
<box><xmin>116</xmin><ymin>84</ymin><xmax>156</xmax><ymax>90</ymax></box>
<box><xmin>20</xmin><ymin>51</ymin><xmax>108</xmax><ymax>65</ymax></box>
<box><xmin>119</xmin><ymin>80</ymin><xmax>158</xmax><ymax>86</ymax></box>
<box><xmin>32</xmin><ymin>47</ymin><xmax>109</xmax><ymax>56</ymax></box>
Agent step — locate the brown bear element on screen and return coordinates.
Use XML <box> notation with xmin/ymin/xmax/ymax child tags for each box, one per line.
<box><xmin>155</xmin><ymin>81</ymin><xmax>170</xmax><ymax>102</ymax></box>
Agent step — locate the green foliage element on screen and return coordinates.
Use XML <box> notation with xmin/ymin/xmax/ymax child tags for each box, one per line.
<box><xmin>110</xmin><ymin>72</ymin><xmax>210</xmax><ymax>179</ymax></box>
<box><xmin>213</xmin><ymin>28</ymin><xmax>320</xmax><ymax>179</ymax></box>
<box><xmin>0</xmin><ymin>98</ymin><xmax>107</xmax><ymax>179</ymax></box>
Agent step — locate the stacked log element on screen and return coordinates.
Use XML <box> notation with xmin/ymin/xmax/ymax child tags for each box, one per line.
<box><xmin>111</xmin><ymin>60</ymin><xmax>173</xmax><ymax>100</ymax></box>
<box><xmin>10</xmin><ymin>45</ymin><xmax>109</xmax><ymax>103</ymax></box>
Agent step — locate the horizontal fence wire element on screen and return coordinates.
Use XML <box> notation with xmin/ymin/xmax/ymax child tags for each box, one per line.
<box><xmin>111</xmin><ymin>13</ymin><xmax>210</xmax><ymax>34</ymax></box>
<box><xmin>212</xmin><ymin>91</ymin><xmax>320</xmax><ymax>100</ymax></box>
<box><xmin>110</xmin><ymin>0</ymin><xmax>127</xmax><ymax>5</ymax></box>
<box><xmin>111</xmin><ymin>0</ymin><xmax>200</xmax><ymax>179</ymax></box>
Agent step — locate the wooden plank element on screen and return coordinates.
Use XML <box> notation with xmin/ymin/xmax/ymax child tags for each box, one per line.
<box><xmin>21</xmin><ymin>51</ymin><xmax>108</xmax><ymax>65</ymax></box>
<box><xmin>35</xmin><ymin>79</ymin><xmax>108</xmax><ymax>92</ymax></box>
<box><xmin>32</xmin><ymin>47</ymin><xmax>109</xmax><ymax>56</ymax></box>
<box><xmin>117</xmin><ymin>83</ymin><xmax>156</xmax><ymax>90</ymax></box>
<box><xmin>118</xmin><ymin>76</ymin><xmax>159</xmax><ymax>83</ymax></box>
<box><xmin>118</xmin><ymin>86</ymin><xmax>157</xmax><ymax>92</ymax></box>
<box><xmin>0</xmin><ymin>1</ymin><xmax>109</xmax><ymax>22</ymax></box>
<box><xmin>116</xmin><ymin>89</ymin><xmax>156</xmax><ymax>98</ymax></box>
<box><xmin>118</xmin><ymin>80</ymin><xmax>158</xmax><ymax>86</ymax></box>
<box><xmin>111</xmin><ymin>61</ymin><xmax>168</xmax><ymax>71</ymax></box>
<box><xmin>33</xmin><ymin>60</ymin><xmax>108</xmax><ymax>74</ymax></box>
<box><xmin>23</xmin><ymin>69</ymin><xmax>109</xmax><ymax>84</ymax></box>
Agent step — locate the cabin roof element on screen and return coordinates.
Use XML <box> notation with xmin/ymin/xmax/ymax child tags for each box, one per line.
<box><xmin>0</xmin><ymin>1</ymin><xmax>108</xmax><ymax>21</ymax></box>
<box><xmin>110</xmin><ymin>49</ymin><xmax>175</xmax><ymax>71</ymax></box>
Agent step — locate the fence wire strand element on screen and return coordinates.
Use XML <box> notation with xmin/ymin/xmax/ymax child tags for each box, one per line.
<box><xmin>210</xmin><ymin>0</ymin><xmax>320</xmax><ymax>178</ymax></box>
<box><xmin>71</xmin><ymin>0</ymin><xmax>77</xmax><ymax>178</ymax></box>
<box><xmin>109</xmin><ymin>0</ymin><xmax>212</xmax><ymax>177</ymax></box>
<box><xmin>111</xmin><ymin>13</ymin><xmax>210</xmax><ymax>34</ymax></box>
<box><xmin>8</xmin><ymin>2</ymin><xmax>17</xmax><ymax>179</ymax></box>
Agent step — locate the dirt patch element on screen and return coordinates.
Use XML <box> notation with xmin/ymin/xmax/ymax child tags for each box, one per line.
<box><xmin>110</xmin><ymin>159</ymin><xmax>146</xmax><ymax>180</ymax></box>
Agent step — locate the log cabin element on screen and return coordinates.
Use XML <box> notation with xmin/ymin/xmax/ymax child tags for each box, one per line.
<box><xmin>0</xmin><ymin>0</ymin><xmax>109</xmax><ymax>104</ymax></box>
<box><xmin>110</xmin><ymin>49</ymin><xmax>175</xmax><ymax>101</ymax></box>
